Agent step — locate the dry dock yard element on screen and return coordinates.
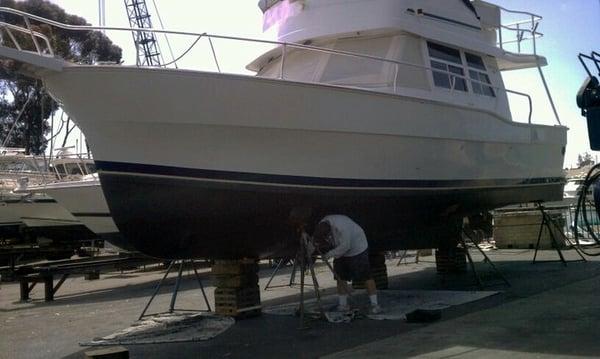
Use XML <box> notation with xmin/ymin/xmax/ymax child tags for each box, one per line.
<box><xmin>2</xmin><ymin>248</ymin><xmax>600</xmax><ymax>359</ymax></box>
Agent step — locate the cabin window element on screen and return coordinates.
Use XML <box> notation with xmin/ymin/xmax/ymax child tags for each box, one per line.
<box><xmin>320</xmin><ymin>36</ymin><xmax>393</xmax><ymax>86</ymax></box>
<box><xmin>53</xmin><ymin>163</ymin><xmax>85</xmax><ymax>176</ymax></box>
<box><xmin>0</xmin><ymin>161</ymin><xmax>34</xmax><ymax>172</ymax></box>
<box><xmin>427</xmin><ymin>42</ymin><xmax>467</xmax><ymax>92</ymax></box>
<box><xmin>466</xmin><ymin>53</ymin><xmax>495</xmax><ymax>97</ymax></box>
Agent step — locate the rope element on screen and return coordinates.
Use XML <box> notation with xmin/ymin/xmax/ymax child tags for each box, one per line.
<box><xmin>160</xmin><ymin>34</ymin><xmax>204</xmax><ymax>67</ymax></box>
<box><xmin>150</xmin><ymin>0</ymin><xmax>178</xmax><ymax>68</ymax></box>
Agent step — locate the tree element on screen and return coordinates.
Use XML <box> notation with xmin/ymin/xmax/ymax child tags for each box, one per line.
<box><xmin>577</xmin><ymin>152</ymin><xmax>595</xmax><ymax>168</ymax></box>
<box><xmin>0</xmin><ymin>0</ymin><xmax>122</xmax><ymax>154</ymax></box>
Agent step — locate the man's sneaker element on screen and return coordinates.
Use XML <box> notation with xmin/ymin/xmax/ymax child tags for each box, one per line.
<box><xmin>368</xmin><ymin>305</ymin><xmax>382</xmax><ymax>315</ymax></box>
<box><xmin>334</xmin><ymin>304</ymin><xmax>351</xmax><ymax>312</ymax></box>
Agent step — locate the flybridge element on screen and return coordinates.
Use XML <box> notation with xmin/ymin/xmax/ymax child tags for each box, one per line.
<box><xmin>257</xmin><ymin>0</ymin><xmax>479</xmax><ymax>15</ymax></box>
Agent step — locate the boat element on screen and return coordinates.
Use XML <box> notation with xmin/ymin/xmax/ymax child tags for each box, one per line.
<box><xmin>0</xmin><ymin>147</ymin><xmax>94</xmax><ymax>241</ymax></box>
<box><xmin>0</xmin><ymin>0</ymin><xmax>567</xmax><ymax>259</ymax></box>
<box><xmin>22</xmin><ymin>172</ymin><xmax>127</xmax><ymax>248</ymax></box>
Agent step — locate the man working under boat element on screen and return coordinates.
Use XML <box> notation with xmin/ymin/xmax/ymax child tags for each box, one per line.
<box><xmin>313</xmin><ymin>214</ymin><xmax>382</xmax><ymax>314</ymax></box>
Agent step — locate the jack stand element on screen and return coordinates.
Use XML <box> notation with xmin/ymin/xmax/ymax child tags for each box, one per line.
<box><xmin>396</xmin><ymin>250</ymin><xmax>410</xmax><ymax>266</ymax></box>
<box><xmin>138</xmin><ymin>259</ymin><xmax>212</xmax><ymax>320</ymax></box>
<box><xmin>396</xmin><ymin>250</ymin><xmax>423</xmax><ymax>266</ymax></box>
<box><xmin>532</xmin><ymin>203</ymin><xmax>587</xmax><ymax>266</ymax></box>
<box><xmin>296</xmin><ymin>231</ymin><xmax>327</xmax><ymax>329</ymax></box>
<box><xmin>264</xmin><ymin>256</ymin><xmax>316</xmax><ymax>290</ymax></box>
<box><xmin>461</xmin><ymin>230</ymin><xmax>510</xmax><ymax>289</ymax></box>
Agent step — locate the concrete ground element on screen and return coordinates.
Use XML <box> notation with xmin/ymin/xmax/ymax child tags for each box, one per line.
<box><xmin>1</xmin><ymin>248</ymin><xmax>600</xmax><ymax>358</ymax></box>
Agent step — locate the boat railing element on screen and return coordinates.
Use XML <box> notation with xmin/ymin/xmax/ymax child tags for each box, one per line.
<box><xmin>0</xmin><ymin>19</ymin><xmax>53</xmax><ymax>55</ymax></box>
<box><xmin>49</xmin><ymin>150</ymin><xmax>95</xmax><ymax>182</ymax></box>
<box><xmin>0</xmin><ymin>7</ymin><xmax>534</xmax><ymax>124</ymax></box>
<box><xmin>494</xmin><ymin>6</ymin><xmax>543</xmax><ymax>56</ymax></box>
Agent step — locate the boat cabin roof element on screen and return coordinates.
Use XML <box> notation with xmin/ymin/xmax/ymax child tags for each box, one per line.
<box><xmin>248</xmin><ymin>0</ymin><xmax>546</xmax><ymax>72</ymax></box>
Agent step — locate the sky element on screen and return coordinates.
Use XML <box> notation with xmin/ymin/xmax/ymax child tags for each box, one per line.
<box><xmin>42</xmin><ymin>0</ymin><xmax>600</xmax><ymax>168</ymax></box>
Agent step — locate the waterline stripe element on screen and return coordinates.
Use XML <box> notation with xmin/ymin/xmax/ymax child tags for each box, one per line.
<box><xmin>95</xmin><ymin>161</ymin><xmax>564</xmax><ymax>189</ymax></box>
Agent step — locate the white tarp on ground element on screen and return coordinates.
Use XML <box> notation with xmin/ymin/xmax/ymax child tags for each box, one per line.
<box><xmin>263</xmin><ymin>290</ymin><xmax>499</xmax><ymax>322</ymax></box>
<box><xmin>80</xmin><ymin>313</ymin><xmax>235</xmax><ymax>346</ymax></box>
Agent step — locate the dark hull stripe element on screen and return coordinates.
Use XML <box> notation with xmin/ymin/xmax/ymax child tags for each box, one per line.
<box><xmin>72</xmin><ymin>213</ymin><xmax>112</xmax><ymax>218</ymax></box>
<box><xmin>2</xmin><ymin>198</ymin><xmax>57</xmax><ymax>204</ymax></box>
<box><xmin>95</xmin><ymin>160</ymin><xmax>564</xmax><ymax>189</ymax></box>
<box><xmin>0</xmin><ymin>222</ymin><xmax>23</xmax><ymax>226</ymax></box>
<box><xmin>21</xmin><ymin>216</ymin><xmax>81</xmax><ymax>223</ymax></box>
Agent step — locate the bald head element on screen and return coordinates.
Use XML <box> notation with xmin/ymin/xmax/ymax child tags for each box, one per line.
<box><xmin>313</xmin><ymin>221</ymin><xmax>331</xmax><ymax>243</ymax></box>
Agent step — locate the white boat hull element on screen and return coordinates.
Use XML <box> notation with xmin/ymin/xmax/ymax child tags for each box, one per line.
<box><xmin>40</xmin><ymin>66</ymin><xmax>566</xmax><ymax>258</ymax></box>
<box><xmin>0</xmin><ymin>195</ymin><xmax>77</xmax><ymax>227</ymax></box>
<box><xmin>36</xmin><ymin>180</ymin><xmax>118</xmax><ymax>235</ymax></box>
<box><xmin>0</xmin><ymin>193</ymin><xmax>93</xmax><ymax>241</ymax></box>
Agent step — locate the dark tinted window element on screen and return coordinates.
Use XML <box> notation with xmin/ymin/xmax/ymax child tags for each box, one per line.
<box><xmin>465</xmin><ymin>53</ymin><xmax>486</xmax><ymax>70</ymax></box>
<box><xmin>427</xmin><ymin>42</ymin><xmax>462</xmax><ymax>64</ymax></box>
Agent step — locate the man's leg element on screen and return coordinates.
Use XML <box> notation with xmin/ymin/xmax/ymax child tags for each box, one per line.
<box><xmin>337</xmin><ymin>279</ymin><xmax>350</xmax><ymax>295</ymax></box>
<box><xmin>334</xmin><ymin>258</ymin><xmax>351</xmax><ymax>310</ymax></box>
<box><xmin>365</xmin><ymin>278</ymin><xmax>377</xmax><ymax>296</ymax></box>
<box><xmin>337</xmin><ymin>279</ymin><xmax>350</xmax><ymax>309</ymax></box>
<box><xmin>365</xmin><ymin>278</ymin><xmax>381</xmax><ymax>313</ymax></box>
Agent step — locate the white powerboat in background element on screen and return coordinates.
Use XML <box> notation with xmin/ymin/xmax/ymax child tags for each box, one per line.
<box><xmin>19</xmin><ymin>148</ymin><xmax>126</xmax><ymax>247</ymax></box>
<box><xmin>24</xmin><ymin>173</ymin><xmax>122</xmax><ymax>244</ymax></box>
<box><xmin>0</xmin><ymin>147</ymin><xmax>94</xmax><ymax>241</ymax></box>
<box><xmin>0</xmin><ymin>0</ymin><xmax>567</xmax><ymax>259</ymax></box>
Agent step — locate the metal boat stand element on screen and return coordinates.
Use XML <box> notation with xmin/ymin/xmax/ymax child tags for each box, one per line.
<box><xmin>396</xmin><ymin>249</ymin><xmax>423</xmax><ymax>266</ymax></box>
<box><xmin>532</xmin><ymin>203</ymin><xmax>586</xmax><ymax>266</ymax></box>
<box><xmin>138</xmin><ymin>259</ymin><xmax>212</xmax><ymax>320</ymax></box>
<box><xmin>460</xmin><ymin>230</ymin><xmax>511</xmax><ymax>289</ymax></box>
<box><xmin>294</xmin><ymin>231</ymin><xmax>330</xmax><ymax>329</ymax></box>
<box><xmin>264</xmin><ymin>257</ymin><xmax>307</xmax><ymax>290</ymax></box>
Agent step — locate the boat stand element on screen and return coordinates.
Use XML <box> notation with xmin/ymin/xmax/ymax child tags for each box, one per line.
<box><xmin>532</xmin><ymin>203</ymin><xmax>586</xmax><ymax>266</ymax></box>
<box><xmin>294</xmin><ymin>230</ymin><xmax>332</xmax><ymax>329</ymax></box>
<box><xmin>460</xmin><ymin>230</ymin><xmax>511</xmax><ymax>289</ymax></box>
<box><xmin>264</xmin><ymin>253</ymin><xmax>321</xmax><ymax>290</ymax></box>
<box><xmin>138</xmin><ymin>259</ymin><xmax>212</xmax><ymax>320</ymax></box>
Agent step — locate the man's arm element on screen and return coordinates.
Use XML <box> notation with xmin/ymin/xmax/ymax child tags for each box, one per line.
<box><xmin>325</xmin><ymin>236</ymin><xmax>351</xmax><ymax>259</ymax></box>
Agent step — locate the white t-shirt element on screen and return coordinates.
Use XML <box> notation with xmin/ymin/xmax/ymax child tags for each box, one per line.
<box><xmin>321</xmin><ymin>215</ymin><xmax>368</xmax><ymax>259</ymax></box>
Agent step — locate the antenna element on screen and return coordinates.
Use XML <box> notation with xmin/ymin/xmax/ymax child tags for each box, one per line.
<box><xmin>98</xmin><ymin>0</ymin><xmax>106</xmax><ymax>32</ymax></box>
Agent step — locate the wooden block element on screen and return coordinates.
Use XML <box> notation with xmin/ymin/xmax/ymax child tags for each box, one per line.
<box><xmin>211</xmin><ymin>261</ymin><xmax>259</xmax><ymax>275</ymax></box>
<box><xmin>85</xmin><ymin>346</ymin><xmax>129</xmax><ymax>359</ymax></box>
<box><xmin>213</xmin><ymin>272</ymin><xmax>258</xmax><ymax>288</ymax></box>
<box><xmin>215</xmin><ymin>285</ymin><xmax>261</xmax><ymax>315</ymax></box>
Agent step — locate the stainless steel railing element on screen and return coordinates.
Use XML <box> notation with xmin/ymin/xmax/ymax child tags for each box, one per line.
<box><xmin>0</xmin><ymin>7</ymin><xmax>535</xmax><ymax>124</ymax></box>
<box><xmin>495</xmin><ymin>6</ymin><xmax>543</xmax><ymax>55</ymax></box>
